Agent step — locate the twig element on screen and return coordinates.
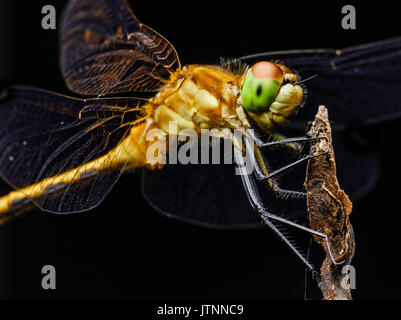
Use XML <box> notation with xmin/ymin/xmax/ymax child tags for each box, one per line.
<box><xmin>306</xmin><ymin>106</ymin><xmax>355</xmax><ymax>300</ymax></box>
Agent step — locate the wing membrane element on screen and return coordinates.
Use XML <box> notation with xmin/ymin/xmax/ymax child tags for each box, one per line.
<box><xmin>240</xmin><ymin>37</ymin><xmax>401</xmax><ymax>127</ymax></box>
<box><xmin>0</xmin><ymin>86</ymin><xmax>146</xmax><ymax>213</ymax></box>
<box><xmin>142</xmin><ymin>129</ymin><xmax>379</xmax><ymax>229</ymax></box>
<box><xmin>60</xmin><ymin>0</ymin><xmax>180</xmax><ymax>95</ymax></box>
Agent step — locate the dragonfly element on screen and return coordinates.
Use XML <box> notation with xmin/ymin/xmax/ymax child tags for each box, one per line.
<box><xmin>1</xmin><ymin>0</ymin><xmax>401</xmax><ymax>272</ymax></box>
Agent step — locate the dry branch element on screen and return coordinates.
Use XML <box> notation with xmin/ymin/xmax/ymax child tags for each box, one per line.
<box><xmin>306</xmin><ymin>105</ymin><xmax>355</xmax><ymax>300</ymax></box>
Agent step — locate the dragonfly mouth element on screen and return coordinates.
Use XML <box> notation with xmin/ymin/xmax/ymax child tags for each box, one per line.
<box><xmin>247</xmin><ymin>82</ymin><xmax>303</xmax><ymax>131</ymax></box>
<box><xmin>270</xmin><ymin>82</ymin><xmax>304</xmax><ymax>118</ymax></box>
<box><xmin>268</xmin><ymin>64</ymin><xmax>304</xmax><ymax>120</ymax></box>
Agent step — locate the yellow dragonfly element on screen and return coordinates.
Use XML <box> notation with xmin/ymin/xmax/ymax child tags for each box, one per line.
<box><xmin>1</xmin><ymin>0</ymin><xmax>400</xmax><ymax>272</ymax></box>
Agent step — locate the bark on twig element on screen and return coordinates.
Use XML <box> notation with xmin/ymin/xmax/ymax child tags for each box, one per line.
<box><xmin>306</xmin><ymin>106</ymin><xmax>355</xmax><ymax>300</ymax></box>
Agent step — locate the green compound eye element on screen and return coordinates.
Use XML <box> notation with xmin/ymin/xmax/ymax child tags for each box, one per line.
<box><xmin>241</xmin><ymin>61</ymin><xmax>283</xmax><ymax>113</ymax></box>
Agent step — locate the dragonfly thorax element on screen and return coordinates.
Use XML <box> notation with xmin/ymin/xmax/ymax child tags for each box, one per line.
<box><xmin>151</xmin><ymin>65</ymin><xmax>242</xmax><ymax>135</ymax></box>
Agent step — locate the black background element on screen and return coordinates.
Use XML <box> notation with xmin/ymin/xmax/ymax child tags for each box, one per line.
<box><xmin>0</xmin><ymin>0</ymin><xmax>400</xmax><ymax>301</ymax></box>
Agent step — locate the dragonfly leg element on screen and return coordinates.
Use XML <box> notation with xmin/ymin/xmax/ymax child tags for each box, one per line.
<box><xmin>247</xmin><ymin>128</ymin><xmax>326</xmax><ymax>151</ymax></box>
<box><xmin>253</xmin><ymin>146</ymin><xmax>307</xmax><ymax>198</ymax></box>
<box><xmin>234</xmin><ymin>144</ymin><xmax>344</xmax><ymax>270</ymax></box>
<box><xmin>235</xmin><ymin>106</ymin><xmax>326</xmax><ymax>151</ymax></box>
<box><xmin>243</xmin><ymin>136</ymin><xmax>328</xmax><ymax>198</ymax></box>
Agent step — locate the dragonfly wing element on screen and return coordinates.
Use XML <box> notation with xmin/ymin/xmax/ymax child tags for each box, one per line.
<box><xmin>142</xmin><ymin>163</ymin><xmax>261</xmax><ymax>229</ymax></box>
<box><xmin>0</xmin><ymin>86</ymin><xmax>146</xmax><ymax>213</ymax></box>
<box><xmin>240</xmin><ymin>37</ymin><xmax>401</xmax><ymax>128</ymax></box>
<box><xmin>60</xmin><ymin>0</ymin><xmax>180</xmax><ymax>95</ymax></box>
<box><xmin>141</xmin><ymin>130</ymin><xmax>379</xmax><ymax>229</ymax></box>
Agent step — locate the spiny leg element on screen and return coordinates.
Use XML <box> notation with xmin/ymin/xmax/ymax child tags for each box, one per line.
<box><xmin>243</xmin><ymin>135</ymin><xmax>328</xmax><ymax>199</ymax></box>
<box><xmin>236</xmin><ymin>105</ymin><xmax>325</xmax><ymax>151</ymax></box>
<box><xmin>234</xmin><ymin>146</ymin><xmax>318</xmax><ymax>274</ymax></box>
<box><xmin>253</xmin><ymin>146</ymin><xmax>306</xmax><ymax>199</ymax></box>
<box><xmin>234</xmin><ymin>145</ymin><xmax>344</xmax><ymax>270</ymax></box>
<box><xmin>252</xmin><ymin>129</ymin><xmax>303</xmax><ymax>151</ymax></box>
<box><xmin>246</xmin><ymin>128</ymin><xmax>326</xmax><ymax>150</ymax></box>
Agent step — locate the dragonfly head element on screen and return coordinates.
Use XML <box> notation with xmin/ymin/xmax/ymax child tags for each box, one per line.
<box><xmin>240</xmin><ymin>61</ymin><xmax>303</xmax><ymax>130</ymax></box>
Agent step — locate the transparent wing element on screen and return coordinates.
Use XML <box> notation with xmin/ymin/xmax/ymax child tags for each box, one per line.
<box><xmin>142</xmin><ymin>163</ymin><xmax>261</xmax><ymax>229</ymax></box>
<box><xmin>142</xmin><ymin>129</ymin><xmax>379</xmax><ymax>229</ymax></box>
<box><xmin>240</xmin><ymin>37</ymin><xmax>401</xmax><ymax>128</ymax></box>
<box><xmin>60</xmin><ymin>0</ymin><xmax>180</xmax><ymax>95</ymax></box>
<box><xmin>0</xmin><ymin>86</ymin><xmax>147</xmax><ymax>213</ymax></box>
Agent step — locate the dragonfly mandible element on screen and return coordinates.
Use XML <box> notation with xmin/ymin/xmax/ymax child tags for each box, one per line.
<box><xmin>1</xmin><ymin>0</ymin><xmax>400</xmax><ymax>272</ymax></box>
